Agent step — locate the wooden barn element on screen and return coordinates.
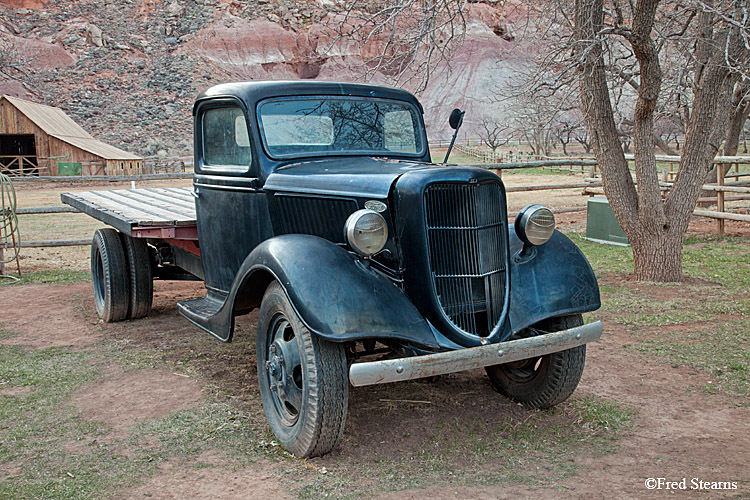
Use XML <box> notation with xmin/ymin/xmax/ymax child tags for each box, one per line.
<box><xmin>0</xmin><ymin>95</ymin><xmax>143</xmax><ymax>176</ymax></box>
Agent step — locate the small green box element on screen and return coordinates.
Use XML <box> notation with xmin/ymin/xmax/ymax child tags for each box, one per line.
<box><xmin>57</xmin><ymin>162</ymin><xmax>82</xmax><ymax>176</ymax></box>
<box><xmin>586</xmin><ymin>197</ymin><xmax>629</xmax><ymax>246</ymax></box>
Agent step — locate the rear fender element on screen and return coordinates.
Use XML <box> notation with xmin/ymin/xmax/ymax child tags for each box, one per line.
<box><xmin>508</xmin><ymin>229</ymin><xmax>600</xmax><ymax>334</ymax></box>
<box><xmin>229</xmin><ymin>235</ymin><xmax>439</xmax><ymax>348</ymax></box>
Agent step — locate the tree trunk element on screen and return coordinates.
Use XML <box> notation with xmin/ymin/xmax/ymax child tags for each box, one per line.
<box><xmin>724</xmin><ymin>101</ymin><xmax>749</xmax><ymax>156</ymax></box>
<box><xmin>705</xmin><ymin>87</ymin><xmax>749</xmax><ymax>182</ymax></box>
<box><xmin>573</xmin><ymin>0</ymin><xmax>742</xmax><ymax>282</ymax></box>
<box><xmin>631</xmin><ymin>230</ymin><xmax>684</xmax><ymax>282</ymax></box>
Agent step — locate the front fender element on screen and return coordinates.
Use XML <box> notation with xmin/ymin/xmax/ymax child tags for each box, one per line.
<box><xmin>232</xmin><ymin>235</ymin><xmax>439</xmax><ymax>348</ymax></box>
<box><xmin>508</xmin><ymin>229</ymin><xmax>600</xmax><ymax>334</ymax></box>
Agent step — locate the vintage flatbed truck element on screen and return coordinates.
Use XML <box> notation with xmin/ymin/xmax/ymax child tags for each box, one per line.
<box><xmin>62</xmin><ymin>81</ymin><xmax>602</xmax><ymax>458</ymax></box>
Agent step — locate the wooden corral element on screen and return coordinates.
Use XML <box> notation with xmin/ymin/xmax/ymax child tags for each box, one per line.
<box><xmin>0</xmin><ymin>95</ymin><xmax>142</xmax><ymax>176</ymax></box>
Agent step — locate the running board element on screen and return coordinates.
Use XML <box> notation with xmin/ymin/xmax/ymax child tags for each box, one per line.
<box><xmin>177</xmin><ymin>291</ymin><xmax>234</xmax><ymax>342</ymax></box>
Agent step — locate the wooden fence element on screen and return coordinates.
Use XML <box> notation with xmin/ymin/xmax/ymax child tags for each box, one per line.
<box><xmin>0</xmin><ymin>155</ymin><xmax>44</xmax><ymax>176</ymax></box>
<box><xmin>452</xmin><ymin>144</ymin><xmax>549</xmax><ymax>164</ymax></box>
<box><xmin>578</xmin><ymin>155</ymin><xmax>750</xmax><ymax>235</ymax></box>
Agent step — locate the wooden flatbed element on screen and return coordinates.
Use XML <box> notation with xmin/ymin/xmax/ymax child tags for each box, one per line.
<box><xmin>61</xmin><ymin>187</ymin><xmax>198</xmax><ymax>240</ymax></box>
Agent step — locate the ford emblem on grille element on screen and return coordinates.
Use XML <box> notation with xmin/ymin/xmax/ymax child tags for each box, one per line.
<box><xmin>364</xmin><ymin>200</ymin><xmax>387</xmax><ymax>212</ymax></box>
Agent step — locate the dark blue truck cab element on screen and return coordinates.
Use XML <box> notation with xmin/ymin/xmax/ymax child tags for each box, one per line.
<box><xmin>65</xmin><ymin>81</ymin><xmax>602</xmax><ymax>458</ymax></box>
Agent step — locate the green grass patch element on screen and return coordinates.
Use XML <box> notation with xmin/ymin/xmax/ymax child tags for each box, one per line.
<box><xmin>0</xmin><ymin>269</ymin><xmax>90</xmax><ymax>287</ymax></box>
<box><xmin>0</xmin><ymin>345</ymin><xmax>134</xmax><ymax>499</ymax></box>
<box><xmin>131</xmin><ymin>402</ymin><xmax>264</xmax><ymax>462</ymax></box>
<box><xmin>573</xmin><ymin>232</ymin><xmax>750</xmax><ymax>401</ymax></box>
<box><xmin>16</xmin><ymin>213</ymin><xmax>105</xmax><ymax>242</ymax></box>
<box><xmin>0</xmin><ymin>339</ymin><xmax>269</xmax><ymax>500</ymax></box>
<box><xmin>682</xmin><ymin>236</ymin><xmax>750</xmax><ymax>293</ymax></box>
<box><xmin>618</xmin><ymin>310</ymin><xmax>711</xmax><ymax>327</ymax></box>
<box><xmin>0</xmin><ymin>329</ymin><xmax>17</xmax><ymax>340</ymax></box>
<box><xmin>569</xmin><ymin>396</ymin><xmax>633</xmax><ymax>437</ymax></box>
<box><xmin>634</xmin><ymin>320</ymin><xmax>750</xmax><ymax>401</ymax></box>
<box><xmin>295</xmin><ymin>396</ymin><xmax>632</xmax><ymax>498</ymax></box>
<box><xmin>697</xmin><ymin>297</ymin><xmax>750</xmax><ymax>316</ymax></box>
<box><xmin>0</xmin><ymin>343</ymin><xmax>162</xmax><ymax>497</ymax></box>
<box><xmin>567</xmin><ymin>233</ymin><xmax>634</xmax><ymax>275</ymax></box>
<box><xmin>505</xmin><ymin>166</ymin><xmax>578</xmax><ymax>176</ymax></box>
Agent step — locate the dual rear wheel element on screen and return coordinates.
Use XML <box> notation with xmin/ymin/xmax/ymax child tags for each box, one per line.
<box><xmin>91</xmin><ymin>228</ymin><xmax>152</xmax><ymax>322</ymax></box>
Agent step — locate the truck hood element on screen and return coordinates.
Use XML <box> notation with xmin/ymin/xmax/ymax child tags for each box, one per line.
<box><xmin>263</xmin><ymin>157</ymin><xmax>433</xmax><ymax>198</ymax></box>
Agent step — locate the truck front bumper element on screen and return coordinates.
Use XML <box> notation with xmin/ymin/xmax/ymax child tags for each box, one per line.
<box><xmin>349</xmin><ymin>320</ymin><xmax>603</xmax><ymax>387</ymax></box>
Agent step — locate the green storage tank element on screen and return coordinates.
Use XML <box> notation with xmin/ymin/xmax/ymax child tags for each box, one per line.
<box><xmin>586</xmin><ymin>197</ymin><xmax>629</xmax><ymax>246</ymax></box>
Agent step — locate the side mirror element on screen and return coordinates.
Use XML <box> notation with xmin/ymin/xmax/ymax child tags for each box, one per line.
<box><xmin>443</xmin><ymin>108</ymin><xmax>465</xmax><ymax>163</ymax></box>
<box><xmin>449</xmin><ymin>108</ymin><xmax>464</xmax><ymax>130</ymax></box>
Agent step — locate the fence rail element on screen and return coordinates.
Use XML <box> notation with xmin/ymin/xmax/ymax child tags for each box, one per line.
<box><xmin>0</xmin><ymin>155</ymin><xmax>44</xmax><ymax>176</ymax></box>
<box><xmin>10</xmin><ymin>172</ymin><xmax>192</xmax><ymax>183</ymax></box>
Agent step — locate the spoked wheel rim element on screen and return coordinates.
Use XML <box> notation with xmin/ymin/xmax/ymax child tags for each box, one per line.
<box><xmin>501</xmin><ymin>356</ymin><xmax>545</xmax><ymax>383</ymax></box>
<box><xmin>263</xmin><ymin>313</ymin><xmax>304</xmax><ymax>427</ymax></box>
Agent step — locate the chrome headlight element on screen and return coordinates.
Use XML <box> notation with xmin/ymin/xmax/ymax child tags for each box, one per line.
<box><xmin>344</xmin><ymin>209</ymin><xmax>388</xmax><ymax>257</ymax></box>
<box><xmin>515</xmin><ymin>204</ymin><xmax>555</xmax><ymax>246</ymax></box>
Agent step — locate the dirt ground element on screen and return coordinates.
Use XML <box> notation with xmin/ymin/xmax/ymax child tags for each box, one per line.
<box><xmin>2</xmin><ymin>177</ymin><xmax>749</xmax><ymax>499</ymax></box>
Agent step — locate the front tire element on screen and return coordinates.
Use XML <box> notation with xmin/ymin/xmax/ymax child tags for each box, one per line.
<box><xmin>486</xmin><ymin>314</ymin><xmax>586</xmax><ymax>409</ymax></box>
<box><xmin>257</xmin><ymin>281</ymin><xmax>348</xmax><ymax>457</ymax></box>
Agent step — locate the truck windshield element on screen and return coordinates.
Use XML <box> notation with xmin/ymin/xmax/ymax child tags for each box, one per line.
<box><xmin>258</xmin><ymin>98</ymin><xmax>424</xmax><ymax>159</ymax></box>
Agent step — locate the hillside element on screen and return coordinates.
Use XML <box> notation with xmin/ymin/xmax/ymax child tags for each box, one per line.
<box><xmin>0</xmin><ymin>0</ymin><xmax>521</xmax><ymax>157</ymax></box>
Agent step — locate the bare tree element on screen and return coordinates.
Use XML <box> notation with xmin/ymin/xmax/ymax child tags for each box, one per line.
<box><xmin>556</xmin><ymin>121</ymin><xmax>573</xmax><ymax>155</ymax></box>
<box><xmin>504</xmin><ymin>94</ymin><xmax>561</xmax><ymax>156</ymax></box>
<box><xmin>574</xmin><ymin>0</ymin><xmax>750</xmax><ymax>281</ymax></box>
<box><xmin>477</xmin><ymin>116</ymin><xmax>512</xmax><ymax>152</ymax></box>
<box><xmin>574</xmin><ymin>127</ymin><xmax>593</xmax><ymax>153</ymax></box>
<box><xmin>553</xmin><ymin>108</ymin><xmax>589</xmax><ymax>155</ymax></box>
<box><xmin>322</xmin><ymin>0</ymin><xmax>467</xmax><ymax>91</ymax></box>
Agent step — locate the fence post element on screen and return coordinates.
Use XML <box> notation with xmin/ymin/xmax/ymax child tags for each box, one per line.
<box><xmin>717</xmin><ymin>163</ymin><xmax>725</xmax><ymax>236</ymax></box>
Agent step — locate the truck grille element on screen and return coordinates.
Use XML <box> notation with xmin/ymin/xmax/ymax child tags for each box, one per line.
<box><xmin>424</xmin><ymin>181</ymin><xmax>506</xmax><ymax>337</ymax></box>
<box><xmin>275</xmin><ymin>194</ymin><xmax>357</xmax><ymax>243</ymax></box>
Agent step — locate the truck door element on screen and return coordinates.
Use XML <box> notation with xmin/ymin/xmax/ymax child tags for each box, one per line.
<box><xmin>193</xmin><ymin>99</ymin><xmax>273</xmax><ymax>294</ymax></box>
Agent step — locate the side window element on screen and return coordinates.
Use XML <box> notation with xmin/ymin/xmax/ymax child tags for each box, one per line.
<box><xmin>384</xmin><ymin>110</ymin><xmax>417</xmax><ymax>153</ymax></box>
<box><xmin>202</xmin><ymin>106</ymin><xmax>252</xmax><ymax>168</ymax></box>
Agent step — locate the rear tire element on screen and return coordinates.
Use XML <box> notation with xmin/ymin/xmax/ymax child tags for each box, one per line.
<box><xmin>257</xmin><ymin>281</ymin><xmax>348</xmax><ymax>457</ymax></box>
<box><xmin>486</xmin><ymin>314</ymin><xmax>586</xmax><ymax>409</ymax></box>
<box><xmin>91</xmin><ymin>228</ymin><xmax>129</xmax><ymax>322</ymax></box>
<box><xmin>120</xmin><ymin>234</ymin><xmax>153</xmax><ymax>319</ymax></box>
